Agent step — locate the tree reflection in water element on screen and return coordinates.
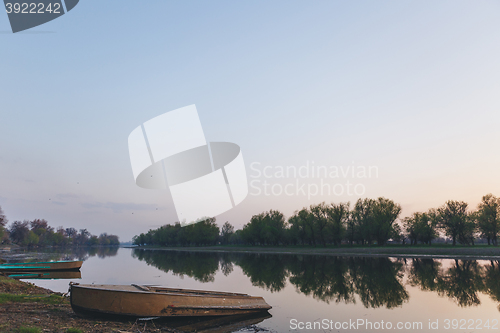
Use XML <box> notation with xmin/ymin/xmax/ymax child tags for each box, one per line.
<box><xmin>407</xmin><ymin>258</ymin><xmax>442</xmax><ymax>291</ymax></box>
<box><xmin>408</xmin><ymin>258</ymin><xmax>500</xmax><ymax>309</ymax></box>
<box><xmin>288</xmin><ymin>255</ymin><xmax>355</xmax><ymax>305</ymax></box>
<box><xmin>6</xmin><ymin>246</ymin><xmax>119</xmax><ymax>263</ymax></box>
<box><xmin>349</xmin><ymin>257</ymin><xmax>408</xmax><ymax>309</ymax></box>
<box><xmin>483</xmin><ymin>261</ymin><xmax>500</xmax><ymax>311</ymax></box>
<box><xmin>132</xmin><ymin>249</ymin><xmax>500</xmax><ymax>311</ymax></box>
<box><xmin>82</xmin><ymin>246</ymin><xmax>119</xmax><ymax>259</ymax></box>
<box><xmin>132</xmin><ymin>250</ymin><xmax>220</xmax><ymax>282</ymax></box>
<box><xmin>436</xmin><ymin>259</ymin><xmax>484</xmax><ymax>307</ymax></box>
<box><xmin>233</xmin><ymin>253</ymin><xmax>289</xmax><ymax>292</ymax></box>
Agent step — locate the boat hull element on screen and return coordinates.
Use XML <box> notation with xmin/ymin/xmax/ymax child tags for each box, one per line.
<box><xmin>70</xmin><ymin>284</ymin><xmax>272</xmax><ymax>317</ymax></box>
<box><xmin>0</xmin><ymin>260</ymin><xmax>82</xmax><ymax>272</ymax></box>
<box><xmin>6</xmin><ymin>270</ymin><xmax>82</xmax><ymax>280</ymax></box>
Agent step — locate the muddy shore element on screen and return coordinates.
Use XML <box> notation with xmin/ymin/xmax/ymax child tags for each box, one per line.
<box><xmin>0</xmin><ymin>275</ymin><xmax>183</xmax><ymax>333</ymax></box>
<box><xmin>0</xmin><ymin>275</ymin><xmax>271</xmax><ymax>333</ymax></box>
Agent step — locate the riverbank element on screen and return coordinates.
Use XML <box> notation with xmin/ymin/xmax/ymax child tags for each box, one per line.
<box><xmin>129</xmin><ymin>244</ymin><xmax>500</xmax><ymax>260</ymax></box>
<box><xmin>0</xmin><ymin>275</ymin><xmax>182</xmax><ymax>333</ymax></box>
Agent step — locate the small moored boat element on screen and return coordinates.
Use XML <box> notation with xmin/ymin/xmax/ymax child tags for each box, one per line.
<box><xmin>70</xmin><ymin>283</ymin><xmax>272</xmax><ymax>317</ymax></box>
<box><xmin>0</xmin><ymin>260</ymin><xmax>82</xmax><ymax>272</ymax></box>
<box><xmin>6</xmin><ymin>270</ymin><xmax>82</xmax><ymax>280</ymax></box>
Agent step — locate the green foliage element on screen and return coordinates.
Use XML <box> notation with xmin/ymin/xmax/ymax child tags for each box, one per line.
<box><xmin>18</xmin><ymin>327</ymin><xmax>41</xmax><ymax>333</ymax></box>
<box><xmin>241</xmin><ymin>210</ymin><xmax>287</xmax><ymax>246</ymax></box>
<box><xmin>475</xmin><ymin>194</ymin><xmax>500</xmax><ymax>245</ymax></box>
<box><xmin>404</xmin><ymin>211</ymin><xmax>438</xmax><ymax>245</ymax></box>
<box><xmin>0</xmin><ymin>205</ymin><xmax>7</xmax><ymax>244</ymax></box>
<box><xmin>133</xmin><ymin>233</ymin><xmax>146</xmax><ymax>246</ymax></box>
<box><xmin>437</xmin><ymin>201</ymin><xmax>475</xmax><ymax>245</ymax></box>
<box><xmin>98</xmin><ymin>233</ymin><xmax>119</xmax><ymax>246</ymax></box>
<box><xmin>9</xmin><ymin>221</ymin><xmax>30</xmax><ymax>245</ymax></box>
<box><xmin>229</xmin><ymin>229</ymin><xmax>243</xmax><ymax>244</ymax></box>
<box><xmin>220</xmin><ymin>221</ymin><xmax>235</xmax><ymax>245</ymax></box>
<box><xmin>88</xmin><ymin>235</ymin><xmax>99</xmax><ymax>246</ymax></box>
<box><xmin>310</xmin><ymin>203</ymin><xmax>330</xmax><ymax>246</ymax></box>
<box><xmin>135</xmin><ymin>218</ymin><xmax>220</xmax><ymax>247</ymax></box>
<box><xmin>285</xmin><ymin>203</ymin><xmax>349</xmax><ymax>247</ymax></box>
<box><xmin>0</xmin><ymin>206</ymin><xmax>7</xmax><ymax>227</ymax></box>
<box><xmin>25</xmin><ymin>230</ymin><xmax>39</xmax><ymax>246</ymax></box>
<box><xmin>351</xmin><ymin>198</ymin><xmax>375</xmax><ymax>245</ymax></box>
<box><xmin>346</xmin><ymin>198</ymin><xmax>401</xmax><ymax>246</ymax></box>
<box><xmin>0</xmin><ymin>293</ymin><xmax>64</xmax><ymax>305</ymax></box>
<box><xmin>66</xmin><ymin>328</ymin><xmax>84</xmax><ymax>333</ymax></box>
<box><xmin>370</xmin><ymin>198</ymin><xmax>402</xmax><ymax>246</ymax></box>
<box><xmin>329</xmin><ymin>202</ymin><xmax>350</xmax><ymax>245</ymax></box>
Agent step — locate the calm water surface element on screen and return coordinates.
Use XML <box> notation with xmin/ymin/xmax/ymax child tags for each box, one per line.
<box><xmin>9</xmin><ymin>248</ymin><xmax>500</xmax><ymax>333</ymax></box>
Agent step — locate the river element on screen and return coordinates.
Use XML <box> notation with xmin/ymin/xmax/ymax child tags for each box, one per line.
<box><xmin>5</xmin><ymin>247</ymin><xmax>500</xmax><ymax>332</ymax></box>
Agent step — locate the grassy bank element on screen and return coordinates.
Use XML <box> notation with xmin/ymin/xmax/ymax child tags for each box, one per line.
<box><xmin>0</xmin><ymin>275</ymin><xmax>181</xmax><ymax>333</ymax></box>
<box><xmin>130</xmin><ymin>244</ymin><xmax>500</xmax><ymax>259</ymax></box>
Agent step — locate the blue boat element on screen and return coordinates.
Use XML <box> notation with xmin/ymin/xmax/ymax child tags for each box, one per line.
<box><xmin>0</xmin><ymin>260</ymin><xmax>82</xmax><ymax>272</ymax></box>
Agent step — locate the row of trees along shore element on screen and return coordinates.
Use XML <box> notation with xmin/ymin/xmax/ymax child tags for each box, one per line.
<box><xmin>133</xmin><ymin>194</ymin><xmax>500</xmax><ymax>247</ymax></box>
<box><xmin>0</xmin><ymin>206</ymin><xmax>119</xmax><ymax>247</ymax></box>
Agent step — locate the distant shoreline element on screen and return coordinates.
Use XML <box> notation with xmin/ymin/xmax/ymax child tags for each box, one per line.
<box><xmin>127</xmin><ymin>245</ymin><xmax>500</xmax><ymax>260</ymax></box>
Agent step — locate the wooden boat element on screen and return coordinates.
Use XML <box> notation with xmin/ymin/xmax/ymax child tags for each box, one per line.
<box><xmin>70</xmin><ymin>283</ymin><xmax>272</xmax><ymax>317</ymax></box>
<box><xmin>0</xmin><ymin>260</ymin><xmax>82</xmax><ymax>272</ymax></box>
<box><xmin>6</xmin><ymin>270</ymin><xmax>82</xmax><ymax>280</ymax></box>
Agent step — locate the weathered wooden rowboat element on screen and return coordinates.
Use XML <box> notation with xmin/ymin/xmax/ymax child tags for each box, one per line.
<box><xmin>0</xmin><ymin>260</ymin><xmax>82</xmax><ymax>272</ymax></box>
<box><xmin>70</xmin><ymin>284</ymin><xmax>272</xmax><ymax>317</ymax></box>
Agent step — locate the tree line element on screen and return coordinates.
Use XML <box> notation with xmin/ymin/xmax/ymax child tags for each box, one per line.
<box><xmin>133</xmin><ymin>194</ymin><xmax>500</xmax><ymax>247</ymax></box>
<box><xmin>0</xmin><ymin>206</ymin><xmax>119</xmax><ymax>247</ymax></box>
<box><xmin>133</xmin><ymin>217</ymin><xmax>220</xmax><ymax>247</ymax></box>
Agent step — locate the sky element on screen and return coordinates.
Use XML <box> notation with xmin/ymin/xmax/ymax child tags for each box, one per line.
<box><xmin>1</xmin><ymin>0</ymin><xmax>500</xmax><ymax>241</ymax></box>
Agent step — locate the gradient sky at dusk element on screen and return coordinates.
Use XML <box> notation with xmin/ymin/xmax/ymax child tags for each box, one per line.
<box><xmin>1</xmin><ymin>1</ymin><xmax>500</xmax><ymax>241</ymax></box>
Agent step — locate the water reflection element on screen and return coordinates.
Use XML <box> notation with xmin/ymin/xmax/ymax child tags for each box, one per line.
<box><xmin>7</xmin><ymin>270</ymin><xmax>82</xmax><ymax>280</ymax></box>
<box><xmin>132</xmin><ymin>250</ymin><xmax>220</xmax><ymax>282</ymax></box>
<box><xmin>133</xmin><ymin>249</ymin><xmax>500</xmax><ymax>311</ymax></box>
<box><xmin>483</xmin><ymin>261</ymin><xmax>500</xmax><ymax>311</ymax></box>
<box><xmin>234</xmin><ymin>254</ymin><xmax>289</xmax><ymax>292</ymax></box>
<box><xmin>3</xmin><ymin>246</ymin><xmax>119</xmax><ymax>263</ymax></box>
<box><xmin>163</xmin><ymin>311</ymin><xmax>272</xmax><ymax>333</ymax></box>
<box><xmin>408</xmin><ymin>258</ymin><xmax>492</xmax><ymax>308</ymax></box>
